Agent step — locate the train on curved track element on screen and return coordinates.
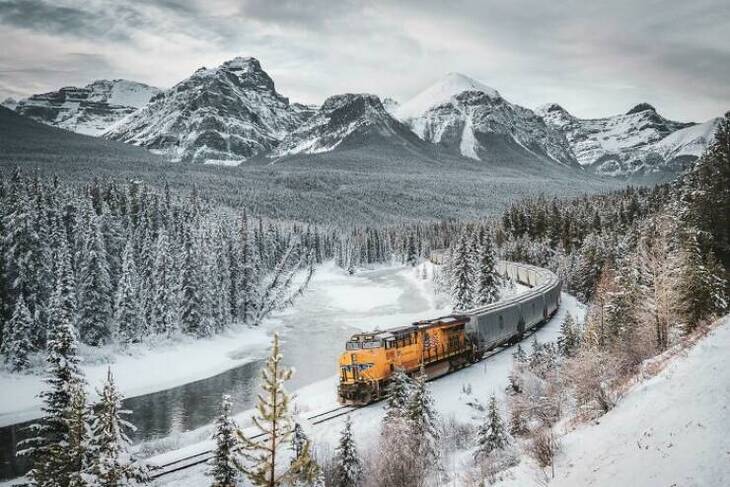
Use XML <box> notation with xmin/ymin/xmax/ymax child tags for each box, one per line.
<box><xmin>337</xmin><ymin>261</ymin><xmax>562</xmax><ymax>405</ymax></box>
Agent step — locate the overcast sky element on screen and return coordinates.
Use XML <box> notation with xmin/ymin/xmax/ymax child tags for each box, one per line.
<box><xmin>0</xmin><ymin>0</ymin><xmax>728</xmax><ymax>121</ymax></box>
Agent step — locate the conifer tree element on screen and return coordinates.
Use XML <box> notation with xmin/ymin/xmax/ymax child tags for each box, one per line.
<box><xmin>23</xmin><ymin>309</ymin><xmax>86</xmax><ymax>487</ymax></box>
<box><xmin>2</xmin><ymin>294</ymin><xmax>34</xmax><ymax>372</ymax></box>
<box><xmin>451</xmin><ymin>233</ymin><xmax>474</xmax><ymax>310</ymax></box>
<box><xmin>78</xmin><ymin>218</ymin><xmax>113</xmax><ymax>345</ymax></box>
<box><xmin>149</xmin><ymin>232</ymin><xmax>179</xmax><ymax>336</ymax></box>
<box><xmin>474</xmin><ymin>234</ymin><xmax>500</xmax><ymax>306</ymax></box>
<box><xmin>238</xmin><ymin>333</ymin><xmax>314</xmax><ymax>487</ymax></box>
<box><xmin>475</xmin><ymin>395</ymin><xmax>509</xmax><ymax>459</ymax></box>
<box><xmin>180</xmin><ymin>228</ymin><xmax>206</xmax><ymax>337</ymax></box>
<box><xmin>87</xmin><ymin>368</ymin><xmax>148</xmax><ymax>487</ymax></box>
<box><xmin>209</xmin><ymin>395</ymin><xmax>240</xmax><ymax>487</ymax></box>
<box><xmin>405</xmin><ymin>372</ymin><xmax>441</xmax><ymax>469</ymax></box>
<box><xmin>332</xmin><ymin>416</ymin><xmax>362</xmax><ymax>487</ymax></box>
<box><xmin>113</xmin><ymin>241</ymin><xmax>145</xmax><ymax>344</ymax></box>
<box><xmin>557</xmin><ymin>312</ymin><xmax>579</xmax><ymax>357</ymax></box>
<box><xmin>67</xmin><ymin>382</ymin><xmax>92</xmax><ymax>487</ymax></box>
<box><xmin>382</xmin><ymin>368</ymin><xmax>412</xmax><ymax>426</ymax></box>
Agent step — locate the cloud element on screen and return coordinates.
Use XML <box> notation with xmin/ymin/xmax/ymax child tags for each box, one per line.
<box><xmin>0</xmin><ymin>0</ymin><xmax>727</xmax><ymax>121</ymax></box>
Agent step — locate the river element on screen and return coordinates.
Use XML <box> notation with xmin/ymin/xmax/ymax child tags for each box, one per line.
<box><xmin>0</xmin><ymin>263</ymin><xmax>448</xmax><ymax>480</ymax></box>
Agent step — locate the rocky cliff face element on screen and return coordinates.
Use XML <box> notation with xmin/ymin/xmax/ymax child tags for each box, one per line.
<box><xmin>536</xmin><ymin>103</ymin><xmax>711</xmax><ymax>178</ymax></box>
<box><xmin>271</xmin><ymin>93</ymin><xmax>427</xmax><ymax>158</ymax></box>
<box><xmin>106</xmin><ymin>57</ymin><xmax>313</xmax><ymax>164</ymax></box>
<box><xmin>394</xmin><ymin>73</ymin><xmax>578</xmax><ymax>168</ymax></box>
<box><xmin>12</xmin><ymin>80</ymin><xmax>160</xmax><ymax>136</ymax></box>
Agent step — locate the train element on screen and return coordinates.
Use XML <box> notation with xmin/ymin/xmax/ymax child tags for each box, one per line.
<box><xmin>337</xmin><ymin>261</ymin><xmax>562</xmax><ymax>405</ymax></box>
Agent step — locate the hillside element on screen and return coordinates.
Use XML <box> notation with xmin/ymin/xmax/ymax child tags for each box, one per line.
<box><xmin>0</xmin><ymin>106</ymin><xmax>163</xmax><ymax>167</ymax></box>
<box><xmin>500</xmin><ymin>315</ymin><xmax>730</xmax><ymax>486</ymax></box>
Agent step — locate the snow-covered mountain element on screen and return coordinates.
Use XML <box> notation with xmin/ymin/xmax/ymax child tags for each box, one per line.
<box><xmin>1</xmin><ymin>97</ymin><xmax>17</xmax><ymax>110</ymax></box>
<box><xmin>11</xmin><ymin>80</ymin><xmax>160</xmax><ymax>136</ymax></box>
<box><xmin>394</xmin><ymin>73</ymin><xmax>578</xmax><ymax>168</ymax></box>
<box><xmin>271</xmin><ymin>93</ymin><xmax>426</xmax><ymax>158</ymax></box>
<box><xmin>536</xmin><ymin>102</ymin><xmax>712</xmax><ymax>178</ymax></box>
<box><xmin>106</xmin><ymin>57</ymin><xmax>313</xmax><ymax>164</ymax></box>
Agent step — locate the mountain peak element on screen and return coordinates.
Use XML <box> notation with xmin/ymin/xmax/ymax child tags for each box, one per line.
<box><xmin>396</xmin><ymin>72</ymin><xmax>500</xmax><ymax>120</ymax></box>
<box><xmin>626</xmin><ymin>103</ymin><xmax>656</xmax><ymax>115</ymax></box>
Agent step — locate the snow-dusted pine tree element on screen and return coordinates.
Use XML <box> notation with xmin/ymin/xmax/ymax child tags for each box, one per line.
<box><xmin>405</xmin><ymin>372</ymin><xmax>441</xmax><ymax>471</ymax></box>
<box><xmin>149</xmin><ymin>232</ymin><xmax>179</xmax><ymax>336</ymax></box>
<box><xmin>238</xmin><ymin>333</ymin><xmax>315</xmax><ymax>487</ymax></box>
<box><xmin>451</xmin><ymin>233</ymin><xmax>474</xmax><ymax>310</ymax></box>
<box><xmin>209</xmin><ymin>395</ymin><xmax>240</xmax><ymax>487</ymax></box>
<box><xmin>475</xmin><ymin>395</ymin><xmax>510</xmax><ymax>459</ymax></box>
<box><xmin>474</xmin><ymin>233</ymin><xmax>500</xmax><ymax>306</ymax></box>
<box><xmin>332</xmin><ymin>416</ymin><xmax>362</xmax><ymax>487</ymax></box>
<box><xmin>1</xmin><ymin>294</ymin><xmax>33</xmax><ymax>372</ymax></box>
<box><xmin>180</xmin><ymin>228</ymin><xmax>207</xmax><ymax>337</ymax></box>
<box><xmin>77</xmin><ymin>218</ymin><xmax>113</xmax><ymax>346</ymax></box>
<box><xmin>22</xmin><ymin>308</ymin><xmax>86</xmax><ymax>486</ymax></box>
<box><xmin>87</xmin><ymin>368</ymin><xmax>148</xmax><ymax>486</ymax></box>
<box><xmin>557</xmin><ymin>312</ymin><xmax>579</xmax><ymax>357</ymax></box>
<box><xmin>113</xmin><ymin>240</ymin><xmax>146</xmax><ymax>345</ymax></box>
<box><xmin>382</xmin><ymin>368</ymin><xmax>412</xmax><ymax>426</ymax></box>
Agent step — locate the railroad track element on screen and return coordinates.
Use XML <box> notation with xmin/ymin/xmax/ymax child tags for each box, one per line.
<box><xmin>146</xmin><ymin>405</ymin><xmax>359</xmax><ymax>479</ymax></box>
<box><xmin>147</xmin><ymin>301</ymin><xmax>558</xmax><ymax>481</ymax></box>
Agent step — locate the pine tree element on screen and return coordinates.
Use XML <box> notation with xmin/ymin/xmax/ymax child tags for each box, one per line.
<box><xmin>67</xmin><ymin>382</ymin><xmax>92</xmax><ymax>487</ymax></box>
<box><xmin>22</xmin><ymin>310</ymin><xmax>86</xmax><ymax>487</ymax></box>
<box><xmin>180</xmin><ymin>229</ymin><xmax>206</xmax><ymax>337</ymax></box>
<box><xmin>209</xmin><ymin>395</ymin><xmax>240</xmax><ymax>487</ymax></box>
<box><xmin>78</xmin><ymin>218</ymin><xmax>113</xmax><ymax>346</ymax></box>
<box><xmin>289</xmin><ymin>422</ymin><xmax>320</xmax><ymax>487</ymax></box>
<box><xmin>451</xmin><ymin>233</ymin><xmax>474</xmax><ymax>310</ymax></box>
<box><xmin>474</xmin><ymin>234</ymin><xmax>500</xmax><ymax>306</ymax></box>
<box><xmin>557</xmin><ymin>312</ymin><xmax>579</xmax><ymax>357</ymax></box>
<box><xmin>382</xmin><ymin>368</ymin><xmax>412</xmax><ymax>426</ymax></box>
<box><xmin>149</xmin><ymin>232</ymin><xmax>179</xmax><ymax>336</ymax></box>
<box><xmin>332</xmin><ymin>416</ymin><xmax>362</xmax><ymax>487</ymax></box>
<box><xmin>405</xmin><ymin>372</ymin><xmax>441</xmax><ymax>470</ymax></box>
<box><xmin>113</xmin><ymin>241</ymin><xmax>145</xmax><ymax>345</ymax></box>
<box><xmin>87</xmin><ymin>368</ymin><xmax>148</xmax><ymax>486</ymax></box>
<box><xmin>2</xmin><ymin>294</ymin><xmax>33</xmax><ymax>372</ymax></box>
<box><xmin>475</xmin><ymin>395</ymin><xmax>509</xmax><ymax>459</ymax></box>
<box><xmin>677</xmin><ymin>229</ymin><xmax>729</xmax><ymax>331</ymax></box>
<box><xmin>238</xmin><ymin>333</ymin><xmax>315</xmax><ymax>487</ymax></box>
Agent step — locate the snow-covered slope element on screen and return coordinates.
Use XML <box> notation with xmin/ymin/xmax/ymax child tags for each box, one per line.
<box><xmin>271</xmin><ymin>93</ymin><xmax>427</xmax><ymax>158</ymax></box>
<box><xmin>106</xmin><ymin>57</ymin><xmax>313</xmax><ymax>164</ymax></box>
<box><xmin>536</xmin><ymin>103</ymin><xmax>711</xmax><ymax>178</ymax></box>
<box><xmin>538</xmin><ymin>316</ymin><xmax>730</xmax><ymax>487</ymax></box>
<box><xmin>12</xmin><ymin>80</ymin><xmax>160</xmax><ymax>136</ymax></box>
<box><xmin>395</xmin><ymin>73</ymin><xmax>578</xmax><ymax>168</ymax></box>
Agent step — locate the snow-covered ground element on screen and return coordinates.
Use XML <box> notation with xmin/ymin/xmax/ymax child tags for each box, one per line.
<box><xmin>0</xmin><ymin>323</ymin><xmax>271</xmax><ymax>428</ymax></box>
<box><xmin>0</xmin><ymin>261</ymin><xmax>449</xmax><ymax>429</ymax></box>
<box><xmin>498</xmin><ymin>314</ymin><xmax>730</xmax><ymax>487</ymax></box>
<box><xmin>146</xmin><ymin>287</ymin><xmax>584</xmax><ymax>486</ymax></box>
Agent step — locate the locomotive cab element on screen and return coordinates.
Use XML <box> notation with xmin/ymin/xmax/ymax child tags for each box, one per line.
<box><xmin>338</xmin><ymin>333</ymin><xmax>389</xmax><ymax>404</ymax></box>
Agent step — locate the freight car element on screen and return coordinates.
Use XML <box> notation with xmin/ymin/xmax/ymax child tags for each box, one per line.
<box><xmin>337</xmin><ymin>261</ymin><xmax>561</xmax><ymax>405</ymax></box>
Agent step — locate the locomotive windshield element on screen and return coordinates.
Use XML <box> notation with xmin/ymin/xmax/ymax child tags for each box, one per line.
<box><xmin>362</xmin><ymin>340</ymin><xmax>382</xmax><ymax>349</ymax></box>
<box><xmin>345</xmin><ymin>342</ymin><xmax>361</xmax><ymax>350</ymax></box>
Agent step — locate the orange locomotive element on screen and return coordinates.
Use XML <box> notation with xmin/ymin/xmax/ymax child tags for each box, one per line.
<box><xmin>337</xmin><ymin>315</ymin><xmax>475</xmax><ymax>405</ymax></box>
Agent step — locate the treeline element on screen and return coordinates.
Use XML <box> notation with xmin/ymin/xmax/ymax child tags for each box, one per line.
<box><xmin>0</xmin><ymin>172</ymin><xmax>338</xmax><ymax>372</ymax></box>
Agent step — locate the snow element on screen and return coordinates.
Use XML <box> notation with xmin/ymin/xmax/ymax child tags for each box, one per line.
<box><xmin>459</xmin><ymin>113</ymin><xmax>480</xmax><ymax>160</ymax></box>
<box><xmin>395</xmin><ymin>72</ymin><xmax>501</xmax><ymax>121</ymax></box>
<box><xmin>488</xmin><ymin>315</ymin><xmax>730</xmax><ymax>487</ymax></box>
<box><xmin>652</xmin><ymin>117</ymin><xmax>720</xmax><ymax>159</ymax></box>
<box><xmin>0</xmin><ymin>325</ymin><xmax>270</xmax><ymax>427</ymax></box>
<box><xmin>143</xmin><ymin>287</ymin><xmax>585</xmax><ymax>487</ymax></box>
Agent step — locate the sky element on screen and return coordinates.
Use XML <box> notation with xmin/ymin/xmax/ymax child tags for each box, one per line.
<box><xmin>0</xmin><ymin>0</ymin><xmax>728</xmax><ymax>121</ymax></box>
